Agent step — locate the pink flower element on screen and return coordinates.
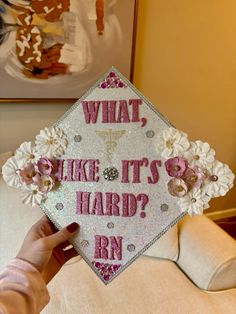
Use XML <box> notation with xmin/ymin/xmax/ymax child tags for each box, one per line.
<box><xmin>19</xmin><ymin>163</ymin><xmax>37</xmax><ymax>185</ymax></box>
<box><xmin>37</xmin><ymin>158</ymin><xmax>56</xmax><ymax>175</ymax></box>
<box><xmin>32</xmin><ymin>173</ymin><xmax>41</xmax><ymax>185</ymax></box>
<box><xmin>168</xmin><ymin>178</ymin><xmax>188</xmax><ymax>197</ymax></box>
<box><xmin>182</xmin><ymin>166</ymin><xmax>206</xmax><ymax>189</ymax></box>
<box><xmin>37</xmin><ymin>175</ymin><xmax>55</xmax><ymax>193</ymax></box>
<box><xmin>165</xmin><ymin>157</ymin><xmax>187</xmax><ymax>178</ymax></box>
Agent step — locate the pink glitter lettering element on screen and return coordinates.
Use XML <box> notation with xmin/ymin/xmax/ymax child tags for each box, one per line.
<box><xmin>91</xmin><ymin>192</ymin><xmax>104</xmax><ymax>215</ymax></box>
<box><xmin>148</xmin><ymin>160</ymin><xmax>162</xmax><ymax>184</ymax></box>
<box><xmin>116</xmin><ymin>100</ymin><xmax>130</xmax><ymax>123</ymax></box>
<box><xmin>129</xmin><ymin>98</ymin><xmax>142</xmax><ymax>122</ymax></box>
<box><xmin>110</xmin><ymin>236</ymin><xmax>123</xmax><ymax>260</ymax></box>
<box><xmin>130</xmin><ymin>158</ymin><xmax>148</xmax><ymax>183</ymax></box>
<box><xmin>82</xmin><ymin>101</ymin><xmax>100</xmax><ymax>124</ymax></box>
<box><xmin>65</xmin><ymin>159</ymin><xmax>74</xmax><ymax>181</ymax></box>
<box><xmin>74</xmin><ymin>160</ymin><xmax>88</xmax><ymax>182</ymax></box>
<box><xmin>122</xmin><ymin>193</ymin><xmax>137</xmax><ymax>217</ymax></box>
<box><xmin>94</xmin><ymin>235</ymin><xmax>109</xmax><ymax>259</ymax></box>
<box><xmin>141</xmin><ymin>117</ymin><xmax>147</xmax><ymax>127</ymax></box>
<box><xmin>56</xmin><ymin>159</ymin><xmax>64</xmax><ymax>181</ymax></box>
<box><xmin>76</xmin><ymin>191</ymin><xmax>91</xmax><ymax>215</ymax></box>
<box><xmin>102</xmin><ymin>101</ymin><xmax>116</xmax><ymax>123</ymax></box>
<box><xmin>88</xmin><ymin>159</ymin><xmax>100</xmax><ymax>182</ymax></box>
<box><xmin>105</xmin><ymin>192</ymin><xmax>120</xmax><ymax>216</ymax></box>
<box><xmin>121</xmin><ymin>160</ymin><xmax>129</xmax><ymax>183</ymax></box>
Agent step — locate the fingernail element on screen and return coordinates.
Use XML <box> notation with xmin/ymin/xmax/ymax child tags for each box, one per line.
<box><xmin>67</xmin><ymin>222</ymin><xmax>79</xmax><ymax>233</ymax></box>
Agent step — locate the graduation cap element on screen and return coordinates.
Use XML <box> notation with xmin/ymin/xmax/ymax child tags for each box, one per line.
<box><xmin>2</xmin><ymin>67</ymin><xmax>234</xmax><ymax>284</ymax></box>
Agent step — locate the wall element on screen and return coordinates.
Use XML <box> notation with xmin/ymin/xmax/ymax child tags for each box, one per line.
<box><xmin>0</xmin><ymin>103</ymin><xmax>71</xmax><ymax>152</ymax></box>
<box><xmin>134</xmin><ymin>0</ymin><xmax>236</xmax><ymax>211</ymax></box>
<box><xmin>0</xmin><ymin>0</ymin><xmax>236</xmax><ymax>211</ymax></box>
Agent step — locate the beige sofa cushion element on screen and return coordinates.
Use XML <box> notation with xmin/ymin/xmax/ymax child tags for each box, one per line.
<box><xmin>178</xmin><ymin>215</ymin><xmax>236</xmax><ymax>291</ymax></box>
<box><xmin>42</xmin><ymin>257</ymin><xmax>236</xmax><ymax>314</ymax></box>
<box><xmin>143</xmin><ymin>225</ymin><xmax>178</xmax><ymax>260</ymax></box>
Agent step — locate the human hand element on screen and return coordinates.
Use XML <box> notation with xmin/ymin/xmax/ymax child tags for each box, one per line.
<box><xmin>16</xmin><ymin>215</ymin><xmax>80</xmax><ymax>284</ymax></box>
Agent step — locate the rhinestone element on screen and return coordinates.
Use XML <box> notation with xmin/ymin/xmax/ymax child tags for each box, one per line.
<box><xmin>74</xmin><ymin>135</ymin><xmax>82</xmax><ymax>142</ymax></box>
<box><xmin>146</xmin><ymin>130</ymin><xmax>155</xmax><ymax>138</ymax></box>
<box><xmin>103</xmin><ymin>167</ymin><xmax>119</xmax><ymax>181</ymax></box>
<box><xmin>81</xmin><ymin>240</ymin><xmax>89</xmax><ymax>247</ymax></box>
<box><xmin>107</xmin><ymin>222</ymin><xmax>114</xmax><ymax>229</ymax></box>
<box><xmin>100</xmin><ymin>82</ymin><xmax>108</xmax><ymax>89</ymax></box>
<box><xmin>109</xmin><ymin>71</ymin><xmax>116</xmax><ymax>78</ymax></box>
<box><xmin>113</xmin><ymin>265</ymin><xmax>120</xmax><ymax>272</ymax></box>
<box><xmin>55</xmin><ymin>203</ymin><xmax>64</xmax><ymax>210</ymax></box>
<box><xmin>127</xmin><ymin>244</ymin><xmax>136</xmax><ymax>252</ymax></box>
<box><xmin>191</xmin><ymin>198</ymin><xmax>197</xmax><ymax>203</ymax></box>
<box><xmin>104</xmin><ymin>274</ymin><xmax>110</xmax><ymax>281</ymax></box>
<box><xmin>210</xmin><ymin>175</ymin><xmax>218</xmax><ymax>182</ymax></box>
<box><xmin>160</xmin><ymin>204</ymin><xmax>169</xmax><ymax>212</ymax></box>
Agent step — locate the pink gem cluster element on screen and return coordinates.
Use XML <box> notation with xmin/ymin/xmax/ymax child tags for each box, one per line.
<box><xmin>164</xmin><ymin>157</ymin><xmax>207</xmax><ymax>197</ymax></box>
<box><xmin>92</xmin><ymin>261</ymin><xmax>121</xmax><ymax>281</ymax></box>
<box><xmin>19</xmin><ymin>158</ymin><xmax>58</xmax><ymax>193</ymax></box>
<box><xmin>99</xmin><ymin>71</ymin><xmax>127</xmax><ymax>89</ymax></box>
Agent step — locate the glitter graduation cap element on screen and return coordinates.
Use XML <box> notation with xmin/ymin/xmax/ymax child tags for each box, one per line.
<box><xmin>2</xmin><ymin>67</ymin><xmax>235</xmax><ymax>284</ymax></box>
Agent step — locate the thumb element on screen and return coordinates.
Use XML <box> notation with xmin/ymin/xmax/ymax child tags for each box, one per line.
<box><xmin>46</xmin><ymin>222</ymin><xmax>79</xmax><ymax>249</ymax></box>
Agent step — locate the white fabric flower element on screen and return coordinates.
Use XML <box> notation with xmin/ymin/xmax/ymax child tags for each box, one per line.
<box><xmin>35</xmin><ymin>127</ymin><xmax>67</xmax><ymax>158</ymax></box>
<box><xmin>203</xmin><ymin>161</ymin><xmax>235</xmax><ymax>197</ymax></box>
<box><xmin>178</xmin><ymin>188</ymin><xmax>211</xmax><ymax>216</ymax></box>
<box><xmin>15</xmin><ymin>141</ymin><xmax>39</xmax><ymax>164</ymax></box>
<box><xmin>184</xmin><ymin>140</ymin><xmax>215</xmax><ymax>168</ymax></box>
<box><xmin>2</xmin><ymin>156</ymin><xmax>24</xmax><ymax>188</ymax></box>
<box><xmin>21</xmin><ymin>184</ymin><xmax>46</xmax><ymax>206</ymax></box>
<box><xmin>155</xmin><ymin>127</ymin><xmax>190</xmax><ymax>158</ymax></box>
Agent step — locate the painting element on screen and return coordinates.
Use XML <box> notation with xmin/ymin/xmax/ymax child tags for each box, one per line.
<box><xmin>0</xmin><ymin>0</ymin><xmax>138</xmax><ymax>101</ymax></box>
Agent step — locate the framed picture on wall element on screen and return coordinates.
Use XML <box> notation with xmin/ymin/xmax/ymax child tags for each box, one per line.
<box><xmin>0</xmin><ymin>0</ymin><xmax>138</xmax><ymax>102</ymax></box>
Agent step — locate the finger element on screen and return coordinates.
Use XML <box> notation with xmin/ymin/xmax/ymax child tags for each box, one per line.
<box><xmin>46</xmin><ymin>222</ymin><xmax>79</xmax><ymax>249</ymax></box>
<box><xmin>27</xmin><ymin>215</ymin><xmax>51</xmax><ymax>240</ymax></box>
<box><xmin>31</xmin><ymin>215</ymin><xmax>48</xmax><ymax>230</ymax></box>
<box><xmin>57</xmin><ymin>240</ymin><xmax>71</xmax><ymax>251</ymax></box>
<box><xmin>60</xmin><ymin>240</ymin><xmax>71</xmax><ymax>248</ymax></box>
<box><xmin>35</xmin><ymin>216</ymin><xmax>57</xmax><ymax>237</ymax></box>
<box><xmin>48</xmin><ymin>220</ymin><xmax>58</xmax><ymax>233</ymax></box>
<box><xmin>64</xmin><ymin>248</ymin><xmax>79</xmax><ymax>262</ymax></box>
<box><xmin>38</xmin><ymin>215</ymin><xmax>49</xmax><ymax>225</ymax></box>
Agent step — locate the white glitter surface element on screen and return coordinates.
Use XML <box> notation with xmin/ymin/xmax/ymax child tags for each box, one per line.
<box><xmin>41</xmin><ymin>67</ymin><xmax>187</xmax><ymax>284</ymax></box>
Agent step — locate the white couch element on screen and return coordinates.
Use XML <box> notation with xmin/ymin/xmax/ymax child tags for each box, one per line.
<box><xmin>0</xmin><ymin>154</ymin><xmax>236</xmax><ymax>313</ymax></box>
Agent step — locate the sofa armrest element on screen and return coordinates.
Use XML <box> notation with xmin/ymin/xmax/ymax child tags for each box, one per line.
<box><xmin>177</xmin><ymin>214</ymin><xmax>236</xmax><ymax>291</ymax></box>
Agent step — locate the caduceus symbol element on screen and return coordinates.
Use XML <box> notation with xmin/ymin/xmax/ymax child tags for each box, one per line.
<box><xmin>95</xmin><ymin>129</ymin><xmax>126</xmax><ymax>160</ymax></box>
